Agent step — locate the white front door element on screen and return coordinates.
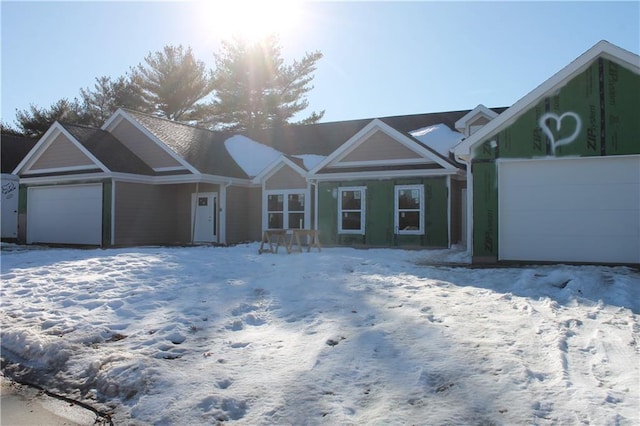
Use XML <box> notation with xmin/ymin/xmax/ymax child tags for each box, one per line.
<box><xmin>192</xmin><ymin>192</ymin><xmax>217</xmax><ymax>243</ymax></box>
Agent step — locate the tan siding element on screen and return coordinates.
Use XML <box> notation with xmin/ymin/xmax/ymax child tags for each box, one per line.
<box><xmin>114</xmin><ymin>182</ymin><xmax>192</xmax><ymax>245</ymax></box>
<box><xmin>109</xmin><ymin>119</ymin><xmax>182</xmax><ymax>169</ymax></box>
<box><xmin>265</xmin><ymin>166</ymin><xmax>307</xmax><ymax>190</ymax></box>
<box><xmin>30</xmin><ymin>133</ymin><xmax>94</xmax><ymax>170</ymax></box>
<box><xmin>340</xmin><ymin>130</ymin><xmax>422</xmax><ymax>162</ymax></box>
<box><xmin>225</xmin><ymin>186</ymin><xmax>261</xmax><ymax>244</ymax></box>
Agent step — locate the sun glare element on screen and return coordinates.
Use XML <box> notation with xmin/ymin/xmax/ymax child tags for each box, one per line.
<box><xmin>197</xmin><ymin>0</ymin><xmax>304</xmax><ymax>43</ymax></box>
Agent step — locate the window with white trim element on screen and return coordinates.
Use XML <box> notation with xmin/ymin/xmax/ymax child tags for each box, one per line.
<box><xmin>266</xmin><ymin>191</ymin><xmax>306</xmax><ymax>229</ymax></box>
<box><xmin>395</xmin><ymin>185</ymin><xmax>424</xmax><ymax>235</ymax></box>
<box><xmin>338</xmin><ymin>186</ymin><xmax>366</xmax><ymax>234</ymax></box>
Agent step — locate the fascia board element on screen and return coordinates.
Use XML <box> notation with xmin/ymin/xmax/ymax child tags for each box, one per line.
<box><xmin>251</xmin><ymin>155</ymin><xmax>308</xmax><ymax>184</ymax></box>
<box><xmin>18</xmin><ymin>172</ymin><xmax>112</xmax><ymax>185</ymax></box>
<box><xmin>103</xmin><ymin>109</ymin><xmax>200</xmax><ymax>175</ymax></box>
<box><xmin>12</xmin><ymin>123</ymin><xmax>63</xmax><ymax>174</ymax></box>
<box><xmin>312</xmin><ymin>168</ymin><xmax>461</xmax><ymax>181</ymax></box>
<box><xmin>14</xmin><ymin>123</ymin><xmax>110</xmax><ymax>175</ymax></box>
<box><xmin>454</xmin><ymin>104</ymin><xmax>498</xmax><ymax>130</ymax></box>
<box><xmin>310</xmin><ymin>118</ymin><xmax>457</xmax><ymax>174</ymax></box>
<box><xmin>454</xmin><ymin>40</ymin><xmax>640</xmax><ymax>161</ymax></box>
<box><xmin>308</xmin><ymin>119</ymin><xmax>383</xmax><ymax>174</ymax></box>
<box><xmin>101</xmin><ymin>108</ymin><xmax>127</xmax><ymax>131</ymax></box>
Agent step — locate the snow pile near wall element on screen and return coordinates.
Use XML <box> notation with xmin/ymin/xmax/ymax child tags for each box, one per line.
<box><xmin>410</xmin><ymin>124</ymin><xmax>464</xmax><ymax>157</ymax></box>
<box><xmin>1</xmin><ymin>245</ymin><xmax>638</xmax><ymax>425</ymax></box>
<box><xmin>224</xmin><ymin>135</ymin><xmax>282</xmax><ymax>177</ymax></box>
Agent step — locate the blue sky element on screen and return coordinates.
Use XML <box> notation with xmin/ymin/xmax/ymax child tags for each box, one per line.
<box><xmin>2</xmin><ymin>1</ymin><xmax>639</xmax><ymax>128</ymax></box>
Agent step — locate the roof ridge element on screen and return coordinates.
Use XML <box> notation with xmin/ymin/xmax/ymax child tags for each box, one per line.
<box><xmin>121</xmin><ymin>108</ymin><xmax>221</xmax><ymax>135</ymax></box>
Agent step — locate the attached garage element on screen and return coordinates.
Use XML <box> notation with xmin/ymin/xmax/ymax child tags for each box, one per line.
<box><xmin>27</xmin><ymin>183</ymin><xmax>103</xmax><ymax>245</ymax></box>
<box><xmin>498</xmin><ymin>156</ymin><xmax>640</xmax><ymax>264</ymax></box>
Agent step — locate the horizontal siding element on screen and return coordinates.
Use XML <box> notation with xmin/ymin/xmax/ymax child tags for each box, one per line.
<box><xmin>109</xmin><ymin>119</ymin><xmax>182</xmax><ymax>169</ymax></box>
<box><xmin>114</xmin><ymin>182</ymin><xmax>191</xmax><ymax>245</ymax></box>
<box><xmin>30</xmin><ymin>133</ymin><xmax>94</xmax><ymax>170</ymax></box>
<box><xmin>341</xmin><ymin>130</ymin><xmax>422</xmax><ymax>162</ymax></box>
<box><xmin>265</xmin><ymin>165</ymin><xmax>307</xmax><ymax>189</ymax></box>
<box><xmin>225</xmin><ymin>186</ymin><xmax>261</xmax><ymax>244</ymax></box>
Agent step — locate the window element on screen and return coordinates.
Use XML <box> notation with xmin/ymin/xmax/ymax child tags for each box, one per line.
<box><xmin>395</xmin><ymin>185</ymin><xmax>424</xmax><ymax>235</ymax></box>
<box><xmin>266</xmin><ymin>191</ymin><xmax>305</xmax><ymax>229</ymax></box>
<box><xmin>338</xmin><ymin>186</ymin><xmax>366</xmax><ymax>234</ymax></box>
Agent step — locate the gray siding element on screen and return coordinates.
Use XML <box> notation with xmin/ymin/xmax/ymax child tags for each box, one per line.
<box><xmin>30</xmin><ymin>133</ymin><xmax>94</xmax><ymax>170</ymax></box>
<box><xmin>114</xmin><ymin>182</ymin><xmax>191</xmax><ymax>245</ymax></box>
<box><xmin>225</xmin><ymin>186</ymin><xmax>261</xmax><ymax>244</ymax></box>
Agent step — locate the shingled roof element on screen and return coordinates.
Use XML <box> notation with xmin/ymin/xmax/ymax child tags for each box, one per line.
<box><xmin>124</xmin><ymin>110</ymin><xmax>250</xmax><ymax>179</ymax></box>
<box><xmin>239</xmin><ymin>108</ymin><xmax>507</xmax><ymax>158</ymax></box>
<box><xmin>119</xmin><ymin>107</ymin><xmax>507</xmax><ymax>178</ymax></box>
<box><xmin>61</xmin><ymin>124</ymin><xmax>157</xmax><ymax>175</ymax></box>
<box><xmin>1</xmin><ymin>133</ymin><xmax>37</xmax><ymax>173</ymax></box>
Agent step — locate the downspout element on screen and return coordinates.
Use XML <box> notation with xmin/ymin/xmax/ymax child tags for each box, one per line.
<box><xmin>191</xmin><ymin>182</ymin><xmax>200</xmax><ymax>245</ymax></box>
<box><xmin>446</xmin><ymin>175</ymin><xmax>451</xmax><ymax>249</ymax></box>
<box><xmin>219</xmin><ymin>181</ymin><xmax>232</xmax><ymax>245</ymax></box>
<box><xmin>455</xmin><ymin>153</ymin><xmax>473</xmax><ymax>257</ymax></box>
<box><xmin>307</xmin><ymin>178</ymin><xmax>318</xmax><ymax>231</ymax></box>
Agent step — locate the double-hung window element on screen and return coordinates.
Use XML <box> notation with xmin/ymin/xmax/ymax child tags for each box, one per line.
<box><xmin>266</xmin><ymin>191</ymin><xmax>305</xmax><ymax>229</ymax></box>
<box><xmin>395</xmin><ymin>185</ymin><xmax>424</xmax><ymax>235</ymax></box>
<box><xmin>338</xmin><ymin>186</ymin><xmax>366</xmax><ymax>234</ymax></box>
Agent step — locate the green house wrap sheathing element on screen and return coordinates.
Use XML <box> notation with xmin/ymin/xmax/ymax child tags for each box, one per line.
<box><xmin>471</xmin><ymin>58</ymin><xmax>640</xmax><ymax>261</ymax></box>
<box><xmin>317</xmin><ymin>177</ymin><xmax>449</xmax><ymax>247</ymax></box>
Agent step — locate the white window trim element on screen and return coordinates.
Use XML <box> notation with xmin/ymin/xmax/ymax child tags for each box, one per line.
<box><xmin>394</xmin><ymin>184</ymin><xmax>425</xmax><ymax>235</ymax></box>
<box><xmin>263</xmin><ymin>189</ymin><xmax>309</xmax><ymax>231</ymax></box>
<box><xmin>338</xmin><ymin>186</ymin><xmax>366</xmax><ymax>234</ymax></box>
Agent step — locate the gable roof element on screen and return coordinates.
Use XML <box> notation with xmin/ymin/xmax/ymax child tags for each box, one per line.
<box><xmin>309</xmin><ymin>118</ymin><xmax>460</xmax><ymax>175</ymax></box>
<box><xmin>61</xmin><ymin>124</ymin><xmax>157</xmax><ymax>175</ymax></box>
<box><xmin>454</xmin><ymin>40</ymin><xmax>640</xmax><ymax>160</ymax></box>
<box><xmin>241</xmin><ymin>109</ymin><xmax>484</xmax><ymax>157</ymax></box>
<box><xmin>123</xmin><ymin>110</ymin><xmax>250</xmax><ymax>179</ymax></box>
<box><xmin>1</xmin><ymin>133</ymin><xmax>37</xmax><ymax>173</ymax></box>
<box><xmin>454</xmin><ymin>104</ymin><xmax>499</xmax><ymax>132</ymax></box>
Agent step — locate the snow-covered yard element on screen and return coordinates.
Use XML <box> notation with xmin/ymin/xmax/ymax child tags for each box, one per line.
<box><xmin>1</xmin><ymin>243</ymin><xmax>638</xmax><ymax>425</ymax></box>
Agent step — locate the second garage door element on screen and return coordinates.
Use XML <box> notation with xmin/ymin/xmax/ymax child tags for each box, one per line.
<box><xmin>498</xmin><ymin>156</ymin><xmax>640</xmax><ymax>264</ymax></box>
<box><xmin>27</xmin><ymin>183</ymin><xmax>103</xmax><ymax>245</ymax></box>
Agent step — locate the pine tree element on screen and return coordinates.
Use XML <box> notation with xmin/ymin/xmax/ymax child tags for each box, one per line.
<box><xmin>14</xmin><ymin>99</ymin><xmax>85</xmax><ymax>138</ymax></box>
<box><xmin>131</xmin><ymin>45</ymin><xmax>213</xmax><ymax>121</ymax></box>
<box><xmin>209</xmin><ymin>35</ymin><xmax>324</xmax><ymax>131</ymax></box>
<box><xmin>79</xmin><ymin>76</ymin><xmax>147</xmax><ymax>126</ymax></box>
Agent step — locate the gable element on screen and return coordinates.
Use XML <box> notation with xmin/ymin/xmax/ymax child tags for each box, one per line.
<box><xmin>473</xmin><ymin>58</ymin><xmax>640</xmax><ymax>160</ymax></box>
<box><xmin>339</xmin><ymin>130</ymin><xmax>424</xmax><ymax>163</ymax></box>
<box><xmin>455</xmin><ymin>41</ymin><xmax>640</xmax><ymax>160</ymax></box>
<box><xmin>25</xmin><ymin>131</ymin><xmax>98</xmax><ymax>174</ymax></box>
<box><xmin>106</xmin><ymin>114</ymin><xmax>186</xmax><ymax>171</ymax></box>
<box><xmin>265</xmin><ymin>164</ymin><xmax>307</xmax><ymax>190</ymax></box>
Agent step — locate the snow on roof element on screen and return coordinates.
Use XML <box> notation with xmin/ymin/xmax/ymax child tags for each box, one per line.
<box><xmin>409</xmin><ymin>123</ymin><xmax>464</xmax><ymax>156</ymax></box>
<box><xmin>224</xmin><ymin>135</ymin><xmax>283</xmax><ymax>177</ymax></box>
<box><xmin>293</xmin><ymin>154</ymin><xmax>325</xmax><ymax>171</ymax></box>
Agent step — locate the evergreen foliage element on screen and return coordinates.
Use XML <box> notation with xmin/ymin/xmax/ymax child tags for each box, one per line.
<box><xmin>79</xmin><ymin>76</ymin><xmax>147</xmax><ymax>127</ymax></box>
<box><xmin>14</xmin><ymin>99</ymin><xmax>85</xmax><ymax>138</ymax></box>
<box><xmin>210</xmin><ymin>35</ymin><xmax>324</xmax><ymax>131</ymax></box>
<box><xmin>131</xmin><ymin>45</ymin><xmax>213</xmax><ymax>121</ymax></box>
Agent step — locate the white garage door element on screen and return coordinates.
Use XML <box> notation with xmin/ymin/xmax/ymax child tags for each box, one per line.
<box><xmin>498</xmin><ymin>156</ymin><xmax>640</xmax><ymax>264</ymax></box>
<box><xmin>27</xmin><ymin>184</ymin><xmax>103</xmax><ymax>245</ymax></box>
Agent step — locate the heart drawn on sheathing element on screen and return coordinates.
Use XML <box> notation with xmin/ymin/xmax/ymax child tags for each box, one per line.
<box><xmin>538</xmin><ymin>111</ymin><xmax>582</xmax><ymax>155</ymax></box>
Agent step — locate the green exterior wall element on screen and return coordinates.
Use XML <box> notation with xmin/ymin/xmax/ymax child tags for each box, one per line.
<box><xmin>317</xmin><ymin>177</ymin><xmax>449</xmax><ymax>248</ymax></box>
<box><xmin>471</xmin><ymin>58</ymin><xmax>640</xmax><ymax>262</ymax></box>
